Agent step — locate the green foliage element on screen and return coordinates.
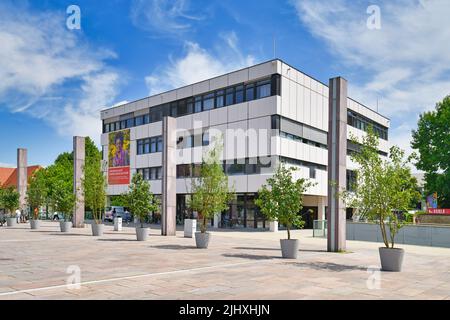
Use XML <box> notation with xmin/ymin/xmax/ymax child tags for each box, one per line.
<box><xmin>26</xmin><ymin>169</ymin><xmax>48</xmax><ymax>219</ymax></box>
<box><xmin>187</xmin><ymin>139</ymin><xmax>235</xmax><ymax>233</ymax></box>
<box><xmin>255</xmin><ymin>163</ymin><xmax>314</xmax><ymax>240</ymax></box>
<box><xmin>110</xmin><ymin>195</ymin><xmax>127</xmax><ymax>207</ymax></box>
<box><xmin>412</xmin><ymin>96</ymin><xmax>450</xmax><ymax>208</ymax></box>
<box><xmin>0</xmin><ymin>186</ymin><xmax>20</xmax><ymax>217</ymax></box>
<box><xmin>125</xmin><ymin>173</ymin><xmax>160</xmax><ymax>228</ymax></box>
<box><xmin>341</xmin><ymin>127</ymin><xmax>421</xmax><ymax>248</ymax></box>
<box><xmin>82</xmin><ymin>141</ymin><xmax>106</xmax><ymax>224</ymax></box>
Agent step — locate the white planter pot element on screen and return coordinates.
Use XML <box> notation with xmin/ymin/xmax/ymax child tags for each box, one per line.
<box><xmin>280</xmin><ymin>239</ymin><xmax>299</xmax><ymax>259</ymax></box>
<box><xmin>91</xmin><ymin>223</ymin><xmax>104</xmax><ymax>237</ymax></box>
<box><xmin>184</xmin><ymin>219</ymin><xmax>197</xmax><ymax>238</ymax></box>
<box><xmin>269</xmin><ymin>221</ymin><xmax>279</xmax><ymax>232</ymax></box>
<box><xmin>195</xmin><ymin>232</ymin><xmax>210</xmax><ymax>249</ymax></box>
<box><xmin>6</xmin><ymin>218</ymin><xmax>16</xmax><ymax>227</ymax></box>
<box><xmin>136</xmin><ymin>227</ymin><xmax>148</xmax><ymax>241</ymax></box>
<box><xmin>114</xmin><ymin>217</ymin><xmax>123</xmax><ymax>231</ymax></box>
<box><xmin>379</xmin><ymin>247</ymin><xmax>405</xmax><ymax>272</ymax></box>
<box><xmin>30</xmin><ymin>220</ymin><xmax>41</xmax><ymax>230</ymax></box>
<box><xmin>60</xmin><ymin>221</ymin><xmax>73</xmax><ymax>233</ymax></box>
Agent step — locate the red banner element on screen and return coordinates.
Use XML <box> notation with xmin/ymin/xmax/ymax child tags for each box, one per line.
<box><xmin>427</xmin><ymin>208</ymin><xmax>450</xmax><ymax>215</ymax></box>
<box><xmin>108</xmin><ymin>167</ymin><xmax>130</xmax><ymax>185</ymax></box>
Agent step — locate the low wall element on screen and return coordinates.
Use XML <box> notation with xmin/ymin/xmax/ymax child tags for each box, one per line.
<box><xmin>417</xmin><ymin>214</ymin><xmax>450</xmax><ymax>225</ymax></box>
<box><xmin>346</xmin><ymin>222</ymin><xmax>450</xmax><ymax>248</ymax></box>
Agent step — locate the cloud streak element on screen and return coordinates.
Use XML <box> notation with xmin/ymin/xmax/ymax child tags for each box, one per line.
<box><xmin>0</xmin><ymin>1</ymin><xmax>122</xmax><ymax>142</ymax></box>
<box><xmin>292</xmin><ymin>0</ymin><xmax>450</xmax><ymax>161</ymax></box>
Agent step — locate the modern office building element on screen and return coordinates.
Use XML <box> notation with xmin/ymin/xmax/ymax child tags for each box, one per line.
<box><xmin>100</xmin><ymin>59</ymin><xmax>390</xmax><ymax>230</ymax></box>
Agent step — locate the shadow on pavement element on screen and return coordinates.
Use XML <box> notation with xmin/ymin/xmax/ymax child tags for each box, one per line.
<box><xmin>286</xmin><ymin>262</ymin><xmax>368</xmax><ymax>272</ymax></box>
<box><xmin>234</xmin><ymin>247</ymin><xmax>279</xmax><ymax>251</ymax></box>
<box><xmin>97</xmin><ymin>238</ymin><xmax>137</xmax><ymax>242</ymax></box>
<box><xmin>151</xmin><ymin>244</ymin><xmax>197</xmax><ymax>250</ymax></box>
<box><xmin>222</xmin><ymin>253</ymin><xmax>280</xmax><ymax>260</ymax></box>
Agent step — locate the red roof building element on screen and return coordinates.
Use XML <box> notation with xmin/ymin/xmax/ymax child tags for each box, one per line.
<box><xmin>0</xmin><ymin>166</ymin><xmax>42</xmax><ymax>188</ymax></box>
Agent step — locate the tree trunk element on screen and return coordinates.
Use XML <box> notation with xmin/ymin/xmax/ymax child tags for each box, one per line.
<box><xmin>379</xmin><ymin>219</ymin><xmax>389</xmax><ymax>248</ymax></box>
<box><xmin>287</xmin><ymin>226</ymin><xmax>291</xmax><ymax>240</ymax></box>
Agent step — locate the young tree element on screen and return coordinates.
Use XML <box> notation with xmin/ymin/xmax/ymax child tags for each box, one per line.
<box><xmin>125</xmin><ymin>173</ymin><xmax>160</xmax><ymax>228</ymax></box>
<box><xmin>1</xmin><ymin>187</ymin><xmax>20</xmax><ymax>217</ymax></box>
<box><xmin>342</xmin><ymin>127</ymin><xmax>421</xmax><ymax>248</ymax></box>
<box><xmin>187</xmin><ymin>140</ymin><xmax>235</xmax><ymax>233</ymax></box>
<box><xmin>411</xmin><ymin>96</ymin><xmax>450</xmax><ymax>207</ymax></box>
<box><xmin>255</xmin><ymin>164</ymin><xmax>314</xmax><ymax>240</ymax></box>
<box><xmin>26</xmin><ymin>169</ymin><xmax>48</xmax><ymax>220</ymax></box>
<box><xmin>83</xmin><ymin>148</ymin><xmax>106</xmax><ymax>224</ymax></box>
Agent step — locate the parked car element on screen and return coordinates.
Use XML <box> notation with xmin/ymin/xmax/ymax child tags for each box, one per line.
<box><xmin>105</xmin><ymin>207</ymin><xmax>133</xmax><ymax>223</ymax></box>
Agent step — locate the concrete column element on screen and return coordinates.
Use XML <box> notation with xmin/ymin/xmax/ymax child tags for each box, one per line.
<box><xmin>318</xmin><ymin>196</ymin><xmax>326</xmax><ymax>221</ymax></box>
<box><xmin>17</xmin><ymin>149</ymin><xmax>27</xmax><ymax>212</ymax></box>
<box><xmin>161</xmin><ymin>116</ymin><xmax>177</xmax><ymax>236</ymax></box>
<box><xmin>327</xmin><ymin>77</ymin><xmax>347</xmax><ymax>252</ymax></box>
<box><xmin>73</xmin><ymin>137</ymin><xmax>85</xmax><ymax>228</ymax></box>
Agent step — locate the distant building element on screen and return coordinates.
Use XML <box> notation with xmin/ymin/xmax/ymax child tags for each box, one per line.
<box><xmin>0</xmin><ymin>165</ymin><xmax>42</xmax><ymax>189</ymax></box>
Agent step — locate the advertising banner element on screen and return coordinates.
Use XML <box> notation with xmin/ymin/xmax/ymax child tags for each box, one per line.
<box><xmin>108</xmin><ymin>129</ymin><xmax>130</xmax><ymax>185</ymax></box>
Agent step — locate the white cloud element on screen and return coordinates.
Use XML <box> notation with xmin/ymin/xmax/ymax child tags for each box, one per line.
<box><xmin>0</xmin><ymin>163</ymin><xmax>15</xmax><ymax>168</ymax></box>
<box><xmin>130</xmin><ymin>0</ymin><xmax>205</xmax><ymax>36</ymax></box>
<box><xmin>292</xmin><ymin>0</ymin><xmax>450</xmax><ymax>166</ymax></box>
<box><xmin>145</xmin><ymin>36</ymin><xmax>256</xmax><ymax>95</ymax></box>
<box><xmin>0</xmin><ymin>2</ymin><xmax>122</xmax><ymax>143</ymax></box>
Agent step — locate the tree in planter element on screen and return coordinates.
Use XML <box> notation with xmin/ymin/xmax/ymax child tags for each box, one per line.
<box><xmin>341</xmin><ymin>128</ymin><xmax>420</xmax><ymax>249</ymax></box>
<box><xmin>52</xmin><ymin>180</ymin><xmax>76</xmax><ymax>222</ymax></box>
<box><xmin>341</xmin><ymin>127</ymin><xmax>420</xmax><ymax>271</ymax></box>
<box><xmin>255</xmin><ymin>164</ymin><xmax>314</xmax><ymax>240</ymax></box>
<box><xmin>1</xmin><ymin>187</ymin><xmax>20</xmax><ymax>218</ymax></box>
<box><xmin>187</xmin><ymin>141</ymin><xmax>235</xmax><ymax>234</ymax></box>
<box><xmin>83</xmin><ymin>152</ymin><xmax>107</xmax><ymax>225</ymax></box>
<box><xmin>125</xmin><ymin>173</ymin><xmax>160</xmax><ymax>229</ymax></box>
<box><xmin>26</xmin><ymin>169</ymin><xmax>47</xmax><ymax>221</ymax></box>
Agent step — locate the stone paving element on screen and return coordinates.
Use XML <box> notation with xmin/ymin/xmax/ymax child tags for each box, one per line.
<box><xmin>0</xmin><ymin>221</ymin><xmax>449</xmax><ymax>300</ymax></box>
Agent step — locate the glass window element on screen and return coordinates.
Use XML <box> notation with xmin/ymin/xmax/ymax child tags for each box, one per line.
<box><xmin>186</xmin><ymin>98</ymin><xmax>194</xmax><ymax>115</ymax></box>
<box><xmin>203</xmin><ymin>93</ymin><xmax>215</xmax><ymax>111</ymax></box>
<box><xmin>309</xmin><ymin>167</ymin><xmax>316</xmax><ymax>179</ymax></box>
<box><xmin>144</xmin><ymin>168</ymin><xmax>150</xmax><ymax>181</ymax></box>
<box><xmin>216</xmin><ymin>90</ymin><xmax>224</xmax><ymax>108</ymax></box>
<box><xmin>150</xmin><ymin>137</ymin><xmax>157</xmax><ymax>153</ymax></box>
<box><xmin>144</xmin><ymin>139</ymin><xmax>150</xmax><ymax>154</ymax></box>
<box><xmin>194</xmin><ymin>96</ymin><xmax>202</xmax><ymax>113</ymax></box>
<box><xmin>256</xmin><ymin>80</ymin><xmax>271</xmax><ymax>99</ymax></box>
<box><xmin>156</xmin><ymin>167</ymin><xmax>162</xmax><ymax>180</ymax></box>
<box><xmin>143</xmin><ymin>114</ymin><xmax>150</xmax><ymax>124</ymax></box>
<box><xmin>135</xmin><ymin>116</ymin><xmax>143</xmax><ymax>126</ymax></box>
<box><xmin>225</xmin><ymin>88</ymin><xmax>234</xmax><ymax>106</ymax></box>
<box><xmin>177</xmin><ymin>99</ymin><xmax>188</xmax><ymax>116</ymax></box>
<box><xmin>151</xmin><ymin>106</ymin><xmax>162</xmax><ymax>122</ymax></box>
<box><xmin>235</xmin><ymin>85</ymin><xmax>244</xmax><ymax>104</ymax></box>
<box><xmin>170</xmin><ymin>102</ymin><xmax>178</xmax><ymax>117</ymax></box>
<box><xmin>137</xmin><ymin>140</ymin><xmax>144</xmax><ymax>155</ymax></box>
<box><xmin>121</xmin><ymin>120</ymin><xmax>127</xmax><ymax>129</ymax></box>
<box><xmin>186</xmin><ymin>135</ymin><xmax>194</xmax><ymax>148</ymax></box>
<box><xmin>126</xmin><ymin>118</ymin><xmax>134</xmax><ymax>128</ymax></box>
<box><xmin>202</xmin><ymin>132</ymin><xmax>210</xmax><ymax>146</ymax></box>
<box><xmin>245</xmin><ymin>83</ymin><xmax>255</xmax><ymax>101</ymax></box>
<box><xmin>157</xmin><ymin>136</ymin><xmax>163</xmax><ymax>152</ymax></box>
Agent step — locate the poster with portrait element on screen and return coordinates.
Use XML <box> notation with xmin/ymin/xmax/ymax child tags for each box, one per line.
<box><xmin>108</xmin><ymin>129</ymin><xmax>131</xmax><ymax>185</ymax></box>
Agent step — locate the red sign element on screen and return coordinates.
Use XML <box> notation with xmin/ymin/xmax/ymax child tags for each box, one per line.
<box><xmin>427</xmin><ymin>208</ymin><xmax>450</xmax><ymax>215</ymax></box>
<box><xmin>108</xmin><ymin>167</ymin><xmax>130</xmax><ymax>185</ymax></box>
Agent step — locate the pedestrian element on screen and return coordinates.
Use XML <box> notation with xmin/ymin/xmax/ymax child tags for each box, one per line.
<box><xmin>15</xmin><ymin>209</ymin><xmax>21</xmax><ymax>224</ymax></box>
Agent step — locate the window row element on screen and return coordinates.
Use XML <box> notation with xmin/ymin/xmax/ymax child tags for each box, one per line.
<box><xmin>347</xmin><ymin>111</ymin><xmax>388</xmax><ymax>140</ymax></box>
<box><xmin>137</xmin><ymin>136</ymin><xmax>163</xmax><ymax>155</ymax></box>
<box><xmin>176</xmin><ymin>132</ymin><xmax>210</xmax><ymax>149</ymax></box>
<box><xmin>176</xmin><ymin>157</ymin><xmax>274</xmax><ymax>178</ymax></box>
<box><xmin>136</xmin><ymin>167</ymin><xmax>163</xmax><ymax>181</ymax></box>
<box><xmin>279</xmin><ymin>156</ymin><xmax>327</xmax><ymax>179</ymax></box>
<box><xmin>279</xmin><ymin>131</ymin><xmax>328</xmax><ymax>150</ymax></box>
<box><xmin>103</xmin><ymin>75</ymin><xmax>280</xmax><ymax>133</ymax></box>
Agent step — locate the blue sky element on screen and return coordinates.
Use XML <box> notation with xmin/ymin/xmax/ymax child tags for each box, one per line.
<box><xmin>1</xmin><ymin>0</ymin><xmax>449</xmax><ymax>169</ymax></box>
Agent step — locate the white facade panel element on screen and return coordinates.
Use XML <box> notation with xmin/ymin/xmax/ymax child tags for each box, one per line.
<box><xmin>193</xmin><ymin>80</ymin><xmax>210</xmax><ymax>96</ymax></box>
<box><xmin>248</xmin><ymin>96</ymin><xmax>277</xmax><ymax>119</ymax></box>
<box><xmin>210</xmin><ymin>75</ymin><xmax>228</xmax><ymax>91</ymax></box>
<box><xmin>228</xmin><ymin>69</ymin><xmax>249</xmax><ymax>86</ymax></box>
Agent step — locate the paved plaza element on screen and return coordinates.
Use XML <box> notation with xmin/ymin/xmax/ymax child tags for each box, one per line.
<box><xmin>0</xmin><ymin>221</ymin><xmax>449</xmax><ymax>300</ymax></box>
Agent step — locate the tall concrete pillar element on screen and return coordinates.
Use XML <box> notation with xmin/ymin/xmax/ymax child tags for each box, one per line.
<box><xmin>73</xmin><ymin>136</ymin><xmax>85</xmax><ymax>228</ymax></box>
<box><xmin>161</xmin><ymin>117</ymin><xmax>177</xmax><ymax>236</ymax></box>
<box><xmin>17</xmin><ymin>149</ymin><xmax>28</xmax><ymax>212</ymax></box>
<box><xmin>327</xmin><ymin>77</ymin><xmax>347</xmax><ymax>252</ymax></box>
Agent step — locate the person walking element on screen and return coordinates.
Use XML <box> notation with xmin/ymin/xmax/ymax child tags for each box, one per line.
<box><xmin>15</xmin><ymin>209</ymin><xmax>21</xmax><ymax>224</ymax></box>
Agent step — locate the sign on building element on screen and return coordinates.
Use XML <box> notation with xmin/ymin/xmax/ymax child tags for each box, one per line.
<box><xmin>108</xmin><ymin>129</ymin><xmax>130</xmax><ymax>185</ymax></box>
